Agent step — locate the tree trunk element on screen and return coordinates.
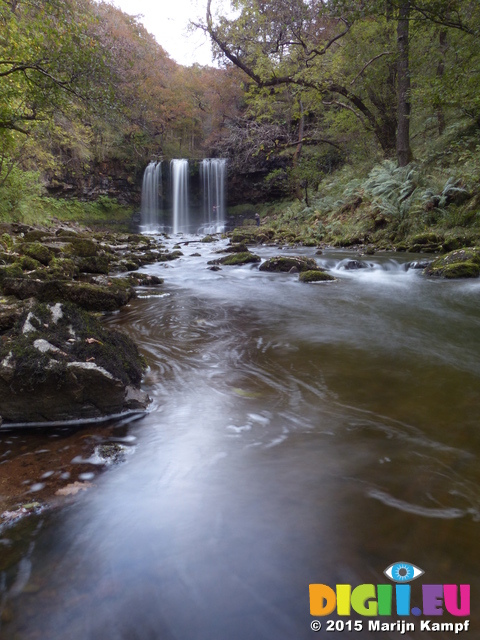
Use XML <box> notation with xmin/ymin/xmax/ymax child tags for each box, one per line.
<box><xmin>436</xmin><ymin>29</ymin><xmax>447</xmax><ymax>135</ymax></box>
<box><xmin>396</xmin><ymin>1</ymin><xmax>413</xmax><ymax>167</ymax></box>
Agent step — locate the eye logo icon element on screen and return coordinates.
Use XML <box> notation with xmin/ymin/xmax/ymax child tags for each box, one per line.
<box><xmin>384</xmin><ymin>562</ymin><xmax>424</xmax><ymax>583</ymax></box>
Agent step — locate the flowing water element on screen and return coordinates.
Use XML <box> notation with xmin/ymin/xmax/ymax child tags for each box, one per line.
<box><xmin>1</xmin><ymin>239</ymin><xmax>480</xmax><ymax>639</ymax></box>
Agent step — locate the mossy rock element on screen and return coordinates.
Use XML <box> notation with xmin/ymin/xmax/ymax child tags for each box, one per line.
<box><xmin>20</xmin><ymin>242</ymin><xmax>54</xmax><ymax>266</ymax></box>
<box><xmin>128</xmin><ymin>274</ymin><xmax>164</xmax><ymax>286</ymax></box>
<box><xmin>156</xmin><ymin>250</ymin><xmax>182</xmax><ymax>262</ymax></box>
<box><xmin>0</xmin><ymin>302</ymin><xmax>148</xmax><ymax>423</ymax></box>
<box><xmin>39</xmin><ymin>281</ymin><xmax>135</xmax><ymax>311</ymax></box>
<box><xmin>410</xmin><ymin>232</ymin><xmax>443</xmax><ymax>245</ymax></box>
<box><xmin>24</xmin><ymin>230</ymin><xmax>54</xmax><ymax>243</ymax></box>
<box><xmin>230</xmin><ymin>229</ymin><xmax>259</xmax><ymax>244</ymax></box>
<box><xmin>395</xmin><ymin>243</ymin><xmax>408</xmax><ymax>252</ymax></box>
<box><xmin>1</xmin><ymin>233</ymin><xmax>14</xmax><ymax>251</ymax></box>
<box><xmin>201</xmin><ymin>235</ymin><xmax>217</xmax><ymax>243</ymax></box>
<box><xmin>407</xmin><ymin>243</ymin><xmax>440</xmax><ymax>254</ymax></box>
<box><xmin>299</xmin><ymin>270</ymin><xmax>335</xmax><ymax>283</ymax></box>
<box><xmin>423</xmin><ymin>248</ymin><xmax>480</xmax><ymax>278</ymax></box>
<box><xmin>219</xmin><ymin>243</ymin><xmax>249</xmax><ymax>254</ymax></box>
<box><xmin>441</xmin><ymin>237</ymin><xmax>472</xmax><ymax>253</ymax></box>
<box><xmin>441</xmin><ymin>262</ymin><xmax>480</xmax><ymax>279</ymax></box>
<box><xmin>122</xmin><ymin>260</ymin><xmax>140</xmax><ymax>271</ymax></box>
<box><xmin>77</xmin><ymin>255</ymin><xmax>111</xmax><ymax>275</ymax></box>
<box><xmin>0</xmin><ymin>264</ymin><xmax>24</xmax><ymax>281</ymax></box>
<box><xmin>218</xmin><ymin>252</ymin><xmax>260</xmax><ymax>266</ymax></box>
<box><xmin>49</xmin><ymin>258</ymin><xmax>80</xmax><ymax>280</ymax></box>
<box><xmin>0</xmin><ymin>250</ymin><xmax>17</xmax><ymax>264</ymax></box>
<box><xmin>259</xmin><ymin>256</ymin><xmax>318</xmax><ymax>273</ymax></box>
<box><xmin>17</xmin><ymin>256</ymin><xmax>41</xmax><ymax>271</ymax></box>
<box><xmin>1</xmin><ymin>277</ymin><xmax>45</xmax><ymax>299</ymax></box>
<box><xmin>67</xmin><ymin>238</ymin><xmax>99</xmax><ymax>258</ymax></box>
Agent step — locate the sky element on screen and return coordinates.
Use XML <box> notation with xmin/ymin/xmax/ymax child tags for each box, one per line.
<box><xmin>110</xmin><ymin>0</ymin><xmax>229</xmax><ymax>67</ymax></box>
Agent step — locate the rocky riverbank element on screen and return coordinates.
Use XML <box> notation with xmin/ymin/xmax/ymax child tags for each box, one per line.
<box><xmin>0</xmin><ymin>221</ymin><xmax>178</xmax><ymax>426</ymax></box>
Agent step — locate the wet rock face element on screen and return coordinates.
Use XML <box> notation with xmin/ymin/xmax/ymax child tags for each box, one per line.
<box><xmin>0</xmin><ymin>302</ymin><xmax>150</xmax><ymax>424</ymax></box>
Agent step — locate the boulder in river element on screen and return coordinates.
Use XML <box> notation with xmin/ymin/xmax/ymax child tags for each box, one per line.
<box><xmin>259</xmin><ymin>256</ymin><xmax>318</xmax><ymax>273</ymax></box>
<box><xmin>299</xmin><ymin>270</ymin><xmax>336</xmax><ymax>283</ymax></box>
<box><xmin>423</xmin><ymin>248</ymin><xmax>480</xmax><ymax>278</ymax></box>
<box><xmin>0</xmin><ymin>302</ymin><xmax>150</xmax><ymax>424</ymax></box>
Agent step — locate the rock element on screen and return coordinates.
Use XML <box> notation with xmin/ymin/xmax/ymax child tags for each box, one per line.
<box><xmin>299</xmin><ymin>270</ymin><xmax>336</xmax><ymax>283</ymax></box>
<box><xmin>423</xmin><ymin>248</ymin><xmax>480</xmax><ymax>279</ymax></box>
<box><xmin>67</xmin><ymin>238</ymin><xmax>99</xmax><ymax>258</ymax></box>
<box><xmin>201</xmin><ymin>235</ymin><xmax>217</xmax><ymax>243</ymax></box>
<box><xmin>156</xmin><ymin>251</ymin><xmax>183</xmax><ymax>261</ymax></box>
<box><xmin>19</xmin><ymin>242</ymin><xmax>54</xmax><ymax>265</ymax></box>
<box><xmin>406</xmin><ymin>260</ymin><xmax>432</xmax><ymax>270</ymax></box>
<box><xmin>209</xmin><ymin>265</ymin><xmax>221</xmax><ymax>271</ymax></box>
<box><xmin>341</xmin><ymin>260</ymin><xmax>369</xmax><ymax>270</ymax></box>
<box><xmin>0</xmin><ymin>302</ymin><xmax>149</xmax><ymax>423</ymax></box>
<box><xmin>128</xmin><ymin>274</ymin><xmax>163</xmax><ymax>286</ymax></box>
<box><xmin>218</xmin><ymin>243</ymin><xmax>250</xmax><ymax>254</ymax></box>
<box><xmin>259</xmin><ymin>256</ymin><xmax>318</xmax><ymax>273</ymax></box>
<box><xmin>77</xmin><ymin>255</ymin><xmax>111</xmax><ymax>274</ymax></box>
<box><xmin>209</xmin><ymin>251</ymin><xmax>261</xmax><ymax>266</ymax></box>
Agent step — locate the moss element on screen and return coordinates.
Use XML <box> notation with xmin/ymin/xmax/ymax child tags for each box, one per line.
<box><xmin>24</xmin><ymin>230</ymin><xmax>54</xmax><ymax>243</ymax></box>
<box><xmin>259</xmin><ymin>255</ymin><xmax>318</xmax><ymax>273</ymax></box>
<box><xmin>20</xmin><ymin>242</ymin><xmax>54</xmax><ymax>266</ymax></box>
<box><xmin>442</xmin><ymin>262</ymin><xmax>480</xmax><ymax>278</ymax></box>
<box><xmin>122</xmin><ymin>260</ymin><xmax>140</xmax><ymax>271</ymax></box>
<box><xmin>1</xmin><ymin>233</ymin><xmax>14</xmax><ymax>251</ymax></box>
<box><xmin>221</xmin><ymin>243</ymin><xmax>249</xmax><ymax>254</ymax></box>
<box><xmin>201</xmin><ymin>235</ymin><xmax>216</xmax><ymax>243</ymax></box>
<box><xmin>1</xmin><ymin>302</ymin><xmax>145</xmax><ymax>387</ymax></box>
<box><xmin>220</xmin><ymin>252</ymin><xmax>261</xmax><ymax>266</ymax></box>
<box><xmin>230</xmin><ymin>229</ymin><xmax>259</xmax><ymax>244</ymax></box>
<box><xmin>299</xmin><ymin>270</ymin><xmax>335</xmax><ymax>282</ymax></box>
<box><xmin>0</xmin><ymin>264</ymin><xmax>24</xmax><ymax>281</ymax></box>
<box><xmin>410</xmin><ymin>232</ymin><xmax>443</xmax><ymax>245</ymax></box>
<box><xmin>407</xmin><ymin>243</ymin><xmax>441</xmax><ymax>253</ymax></box>
<box><xmin>38</xmin><ymin>281</ymin><xmax>135</xmax><ymax>311</ymax></box>
<box><xmin>48</xmin><ymin>257</ymin><xmax>79</xmax><ymax>280</ymax></box>
<box><xmin>67</xmin><ymin>238</ymin><xmax>99</xmax><ymax>258</ymax></box>
<box><xmin>156</xmin><ymin>250</ymin><xmax>182</xmax><ymax>262</ymax></box>
<box><xmin>17</xmin><ymin>256</ymin><xmax>41</xmax><ymax>271</ymax></box>
<box><xmin>424</xmin><ymin>247</ymin><xmax>480</xmax><ymax>278</ymax></box>
<box><xmin>77</xmin><ymin>255</ymin><xmax>110</xmax><ymax>274</ymax></box>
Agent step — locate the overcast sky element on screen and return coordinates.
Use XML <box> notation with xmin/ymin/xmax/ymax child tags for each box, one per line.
<box><xmin>110</xmin><ymin>0</ymin><xmax>230</xmax><ymax>67</ymax></box>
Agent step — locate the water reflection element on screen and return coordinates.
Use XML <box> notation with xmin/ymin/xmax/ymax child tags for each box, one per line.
<box><xmin>1</xmin><ymin>240</ymin><xmax>479</xmax><ymax>639</ymax></box>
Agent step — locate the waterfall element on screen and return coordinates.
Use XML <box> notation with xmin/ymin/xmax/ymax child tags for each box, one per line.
<box><xmin>200</xmin><ymin>159</ymin><xmax>226</xmax><ymax>232</ymax></box>
<box><xmin>171</xmin><ymin>159</ymin><xmax>189</xmax><ymax>233</ymax></box>
<box><xmin>140</xmin><ymin>161</ymin><xmax>162</xmax><ymax>230</ymax></box>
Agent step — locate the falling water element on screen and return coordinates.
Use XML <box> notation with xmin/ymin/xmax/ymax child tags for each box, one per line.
<box><xmin>201</xmin><ymin>158</ymin><xmax>226</xmax><ymax>232</ymax></box>
<box><xmin>140</xmin><ymin>161</ymin><xmax>162</xmax><ymax>230</ymax></box>
<box><xmin>171</xmin><ymin>159</ymin><xmax>189</xmax><ymax>233</ymax></box>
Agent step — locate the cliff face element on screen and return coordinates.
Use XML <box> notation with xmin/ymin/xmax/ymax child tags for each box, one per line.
<box><xmin>44</xmin><ymin>156</ymin><xmax>290</xmax><ymax>208</ymax></box>
<box><xmin>45</xmin><ymin>159</ymin><xmax>142</xmax><ymax>205</ymax></box>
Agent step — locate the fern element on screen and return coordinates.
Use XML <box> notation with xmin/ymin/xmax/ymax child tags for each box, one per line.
<box><xmin>422</xmin><ymin>177</ymin><xmax>469</xmax><ymax>209</ymax></box>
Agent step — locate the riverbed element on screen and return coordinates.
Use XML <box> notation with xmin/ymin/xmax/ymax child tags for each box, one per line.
<box><xmin>1</xmin><ymin>237</ymin><xmax>479</xmax><ymax>639</ymax></box>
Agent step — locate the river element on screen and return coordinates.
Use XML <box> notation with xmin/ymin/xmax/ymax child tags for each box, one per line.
<box><xmin>1</xmin><ymin>237</ymin><xmax>479</xmax><ymax>639</ymax></box>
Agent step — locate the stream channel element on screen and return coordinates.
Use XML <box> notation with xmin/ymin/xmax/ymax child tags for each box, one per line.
<box><xmin>1</xmin><ymin>237</ymin><xmax>480</xmax><ymax>639</ymax></box>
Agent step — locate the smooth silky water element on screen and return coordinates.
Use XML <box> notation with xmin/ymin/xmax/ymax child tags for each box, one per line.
<box><xmin>1</xmin><ymin>239</ymin><xmax>479</xmax><ymax>639</ymax></box>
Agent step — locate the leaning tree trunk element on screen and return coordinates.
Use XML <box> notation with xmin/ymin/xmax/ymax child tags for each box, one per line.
<box><xmin>396</xmin><ymin>0</ymin><xmax>413</xmax><ymax>166</ymax></box>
